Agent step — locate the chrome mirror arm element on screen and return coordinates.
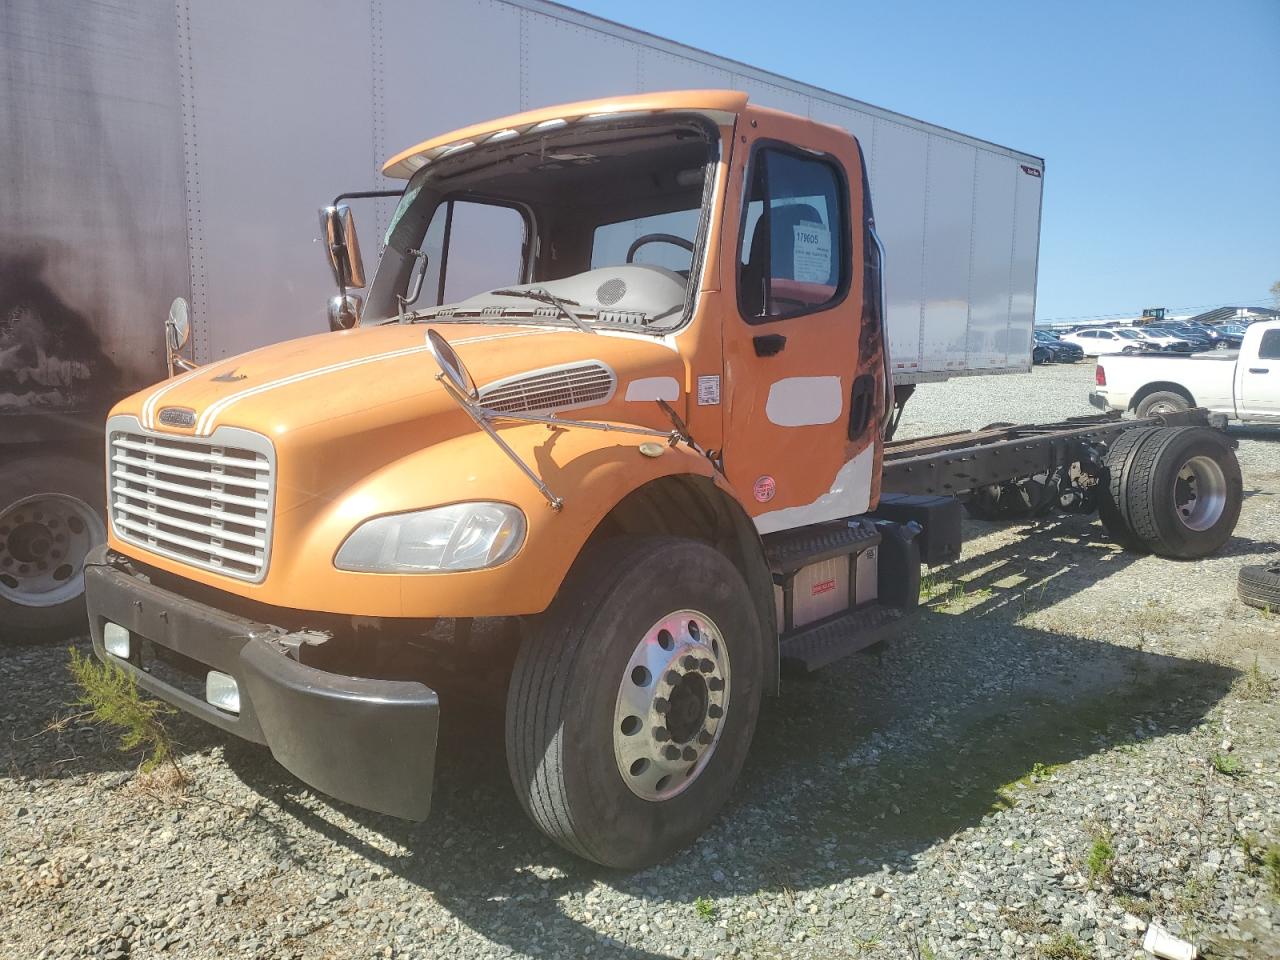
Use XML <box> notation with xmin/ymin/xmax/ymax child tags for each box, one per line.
<box><xmin>437</xmin><ymin>375</ymin><xmax>565</xmax><ymax>510</ymax></box>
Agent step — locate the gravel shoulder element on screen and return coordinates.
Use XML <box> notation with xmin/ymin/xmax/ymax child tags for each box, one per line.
<box><xmin>3</xmin><ymin>362</ymin><xmax>1278</xmax><ymax>960</ymax></box>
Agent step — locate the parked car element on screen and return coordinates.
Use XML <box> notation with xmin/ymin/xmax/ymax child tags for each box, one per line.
<box><xmin>1091</xmin><ymin>319</ymin><xmax>1280</xmax><ymax>423</ymax></box>
<box><xmin>1147</xmin><ymin>322</ymin><xmax>1214</xmax><ymax>351</ymax></box>
<box><xmin>1060</xmin><ymin>327</ymin><xmax>1155</xmax><ymax>356</ymax></box>
<box><xmin>1208</xmin><ymin>324</ymin><xmax>1246</xmax><ymax>348</ymax></box>
<box><xmin>1033</xmin><ymin>330</ymin><xmax>1084</xmax><ymax>364</ymax></box>
<box><xmin>1127</xmin><ymin>328</ymin><xmax>1192</xmax><ymax>352</ymax></box>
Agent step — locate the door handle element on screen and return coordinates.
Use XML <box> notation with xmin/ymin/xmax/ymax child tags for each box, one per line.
<box><xmin>753</xmin><ymin>334</ymin><xmax>787</xmax><ymax>357</ymax></box>
<box><xmin>1248</xmin><ymin>367</ymin><xmax>1269</xmax><ymax>374</ymax></box>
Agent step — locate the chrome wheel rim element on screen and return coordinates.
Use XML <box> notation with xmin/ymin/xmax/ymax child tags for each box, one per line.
<box><xmin>1174</xmin><ymin>456</ymin><xmax>1227</xmax><ymax>531</ymax></box>
<box><xmin>1149</xmin><ymin>400</ymin><xmax>1179</xmax><ymax>415</ymax></box>
<box><xmin>0</xmin><ymin>494</ymin><xmax>105</xmax><ymax>607</ymax></box>
<box><xmin>613</xmin><ymin>610</ymin><xmax>731</xmax><ymax>801</ymax></box>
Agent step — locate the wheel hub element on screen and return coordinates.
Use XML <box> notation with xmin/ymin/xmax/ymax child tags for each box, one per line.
<box><xmin>0</xmin><ymin>495</ymin><xmax>103</xmax><ymax>607</ymax></box>
<box><xmin>1173</xmin><ymin>455</ymin><xmax>1227</xmax><ymax>531</ymax></box>
<box><xmin>613</xmin><ymin>610</ymin><xmax>730</xmax><ymax>801</ymax></box>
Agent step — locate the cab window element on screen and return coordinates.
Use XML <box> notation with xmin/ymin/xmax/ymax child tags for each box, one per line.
<box><xmin>412</xmin><ymin>200</ymin><xmax>527</xmax><ymax>307</ymax></box>
<box><xmin>738</xmin><ymin>145</ymin><xmax>848</xmax><ymax>322</ymax></box>
<box><xmin>1259</xmin><ymin>329</ymin><xmax>1280</xmax><ymax>360</ymax></box>
<box><xmin>592</xmin><ymin>209</ymin><xmax>700</xmax><ymax>274</ymax></box>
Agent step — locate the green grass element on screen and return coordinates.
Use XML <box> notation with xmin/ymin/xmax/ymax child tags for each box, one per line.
<box><xmin>1038</xmin><ymin>933</ymin><xmax>1092</xmax><ymax>959</ymax></box>
<box><xmin>1265</xmin><ymin>846</ymin><xmax>1280</xmax><ymax>898</ymax></box>
<box><xmin>1086</xmin><ymin>832</ymin><xmax>1116</xmax><ymax>886</ymax></box>
<box><xmin>67</xmin><ymin>647</ymin><xmax>182</xmax><ymax>777</ymax></box>
<box><xmin>1235</xmin><ymin>658</ymin><xmax>1274</xmax><ymax>701</ymax></box>
<box><xmin>693</xmin><ymin>896</ymin><xmax>716</xmax><ymax>921</ymax></box>
<box><xmin>1211</xmin><ymin>753</ymin><xmax>1243</xmax><ymax>777</ymax></box>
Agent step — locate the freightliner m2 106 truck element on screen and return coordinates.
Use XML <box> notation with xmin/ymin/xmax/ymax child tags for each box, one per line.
<box><xmin>2</xmin><ymin>0</ymin><xmax>1041</xmax><ymax>640</ymax></box>
<box><xmin>84</xmin><ymin>92</ymin><xmax>1242</xmax><ymax>867</ymax></box>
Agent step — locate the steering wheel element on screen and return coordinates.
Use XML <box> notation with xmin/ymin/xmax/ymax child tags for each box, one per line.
<box><xmin>626</xmin><ymin>233</ymin><xmax>695</xmax><ymax>264</ymax></box>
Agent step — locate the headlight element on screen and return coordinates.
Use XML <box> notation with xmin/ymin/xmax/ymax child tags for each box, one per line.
<box><xmin>334</xmin><ymin>502</ymin><xmax>526</xmax><ymax>573</ymax></box>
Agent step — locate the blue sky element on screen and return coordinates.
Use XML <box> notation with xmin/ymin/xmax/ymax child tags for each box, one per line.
<box><xmin>571</xmin><ymin>0</ymin><xmax>1280</xmax><ymax>321</ymax></box>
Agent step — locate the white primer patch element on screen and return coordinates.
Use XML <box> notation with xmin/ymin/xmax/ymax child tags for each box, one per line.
<box><xmin>765</xmin><ymin>376</ymin><xmax>843</xmax><ymax>427</ymax></box>
<box><xmin>624</xmin><ymin>377</ymin><xmax>680</xmax><ymax>402</ymax></box>
<box><xmin>752</xmin><ymin>444</ymin><xmax>875</xmax><ymax>535</ymax></box>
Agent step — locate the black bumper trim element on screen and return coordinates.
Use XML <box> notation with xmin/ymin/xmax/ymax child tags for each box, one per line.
<box><xmin>84</xmin><ymin>547</ymin><xmax>439</xmax><ymax>820</ymax></box>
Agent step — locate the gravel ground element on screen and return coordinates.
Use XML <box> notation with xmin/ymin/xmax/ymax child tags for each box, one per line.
<box><xmin>3</xmin><ymin>361</ymin><xmax>1279</xmax><ymax>960</ymax></box>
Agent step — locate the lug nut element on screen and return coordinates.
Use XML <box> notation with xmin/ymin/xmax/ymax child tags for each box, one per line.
<box><xmin>665</xmin><ymin>670</ymin><xmax>681</xmax><ymax>685</ymax></box>
<box><xmin>654</xmin><ymin>697</ymin><xmax>670</xmax><ymax>714</ymax></box>
<box><xmin>652</xmin><ymin>726</ymin><xmax>669</xmax><ymax>742</ymax></box>
<box><xmin>707</xmin><ymin>704</ymin><xmax>723</xmax><ymax>719</ymax></box>
<box><xmin>682</xmin><ymin>746</ymin><xmax>697</xmax><ymax>761</ymax></box>
<box><xmin>697</xmin><ymin>730</ymin><xmax>713</xmax><ymax>745</ymax></box>
<box><xmin>699</xmin><ymin>658</ymin><xmax>714</xmax><ymax>673</ymax></box>
<box><xmin>663</xmin><ymin>745</ymin><xmax>681</xmax><ymax>760</ymax></box>
<box><xmin>681</xmin><ymin>655</ymin><xmax>698</xmax><ymax>670</ymax></box>
<box><xmin>707</xmin><ymin>677</ymin><xmax>725</xmax><ymax>692</ymax></box>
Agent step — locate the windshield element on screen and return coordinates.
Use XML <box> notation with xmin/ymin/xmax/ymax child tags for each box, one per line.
<box><xmin>365</xmin><ymin>115</ymin><xmax>717</xmax><ymax>333</ymax></box>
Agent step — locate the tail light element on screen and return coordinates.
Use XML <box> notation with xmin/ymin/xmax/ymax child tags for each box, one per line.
<box><xmin>1095</xmin><ymin>364</ymin><xmax>1106</xmax><ymax>386</ymax></box>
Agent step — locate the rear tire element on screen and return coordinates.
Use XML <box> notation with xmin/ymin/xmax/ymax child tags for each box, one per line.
<box><xmin>1238</xmin><ymin>562</ymin><xmax>1280</xmax><ymax>611</ymax></box>
<box><xmin>1100</xmin><ymin>427</ymin><xmax>1241</xmax><ymax>559</ymax></box>
<box><xmin>1135</xmin><ymin>391</ymin><xmax>1190</xmax><ymax>419</ymax></box>
<box><xmin>0</xmin><ymin>454</ymin><xmax>106</xmax><ymax>642</ymax></box>
<box><xmin>505</xmin><ymin>536</ymin><xmax>763</xmax><ymax>868</ymax></box>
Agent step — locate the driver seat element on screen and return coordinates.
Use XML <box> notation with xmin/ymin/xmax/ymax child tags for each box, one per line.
<box><xmin>741</xmin><ymin>202</ymin><xmax>825</xmax><ymax>318</ymax></box>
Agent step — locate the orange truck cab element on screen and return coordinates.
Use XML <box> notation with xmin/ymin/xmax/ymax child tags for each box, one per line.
<box><xmin>82</xmin><ymin>90</ymin><xmax>1242</xmax><ymax>867</ymax></box>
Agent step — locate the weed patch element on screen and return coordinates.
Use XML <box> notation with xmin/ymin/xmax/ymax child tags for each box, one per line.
<box><xmin>67</xmin><ymin>647</ymin><xmax>185</xmax><ymax>782</ymax></box>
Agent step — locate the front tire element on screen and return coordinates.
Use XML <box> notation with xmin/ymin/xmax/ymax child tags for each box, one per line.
<box><xmin>505</xmin><ymin>536</ymin><xmax>763</xmax><ymax>868</ymax></box>
<box><xmin>0</xmin><ymin>454</ymin><xmax>107</xmax><ymax>642</ymax></box>
<box><xmin>1135</xmin><ymin>390</ymin><xmax>1190</xmax><ymax>419</ymax></box>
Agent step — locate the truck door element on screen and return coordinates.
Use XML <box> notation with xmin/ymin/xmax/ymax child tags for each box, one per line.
<box><xmin>1238</xmin><ymin>326</ymin><xmax>1280</xmax><ymax>419</ymax></box>
<box><xmin>718</xmin><ymin>110</ymin><xmax>882</xmax><ymax>534</ymax></box>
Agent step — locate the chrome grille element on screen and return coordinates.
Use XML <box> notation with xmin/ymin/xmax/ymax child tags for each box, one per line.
<box><xmin>107</xmin><ymin>419</ymin><xmax>275</xmax><ymax>582</ymax></box>
<box><xmin>479</xmin><ymin>362</ymin><xmax>616</xmax><ymax>414</ymax></box>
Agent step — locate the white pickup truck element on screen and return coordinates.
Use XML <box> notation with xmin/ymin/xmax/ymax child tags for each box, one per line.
<box><xmin>1091</xmin><ymin>319</ymin><xmax>1280</xmax><ymax>423</ymax></box>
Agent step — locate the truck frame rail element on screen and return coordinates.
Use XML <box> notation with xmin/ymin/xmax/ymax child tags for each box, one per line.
<box><xmin>881</xmin><ymin>409</ymin><xmax>1213</xmax><ymax>498</ymax></box>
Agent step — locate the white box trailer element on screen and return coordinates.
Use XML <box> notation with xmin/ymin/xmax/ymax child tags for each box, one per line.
<box><xmin>0</xmin><ymin>0</ymin><xmax>1042</xmax><ymax>635</ymax></box>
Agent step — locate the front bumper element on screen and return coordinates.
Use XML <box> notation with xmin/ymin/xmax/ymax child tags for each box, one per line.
<box><xmin>83</xmin><ymin>547</ymin><xmax>439</xmax><ymax>820</ymax></box>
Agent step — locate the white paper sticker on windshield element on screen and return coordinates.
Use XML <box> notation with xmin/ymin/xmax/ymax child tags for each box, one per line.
<box><xmin>792</xmin><ymin>221</ymin><xmax>831</xmax><ymax>284</ymax></box>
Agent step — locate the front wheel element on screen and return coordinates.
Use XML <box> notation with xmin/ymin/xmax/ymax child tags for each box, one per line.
<box><xmin>1135</xmin><ymin>391</ymin><xmax>1190</xmax><ymax>419</ymax></box>
<box><xmin>505</xmin><ymin>536</ymin><xmax>763</xmax><ymax>868</ymax></box>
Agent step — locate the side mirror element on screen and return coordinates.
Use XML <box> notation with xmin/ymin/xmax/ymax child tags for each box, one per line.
<box><xmin>427</xmin><ymin>329</ymin><xmax>478</xmax><ymax>400</ymax></box>
<box><xmin>320</xmin><ymin>204</ymin><xmax>367</xmax><ymax>290</ymax></box>
<box><xmin>165</xmin><ymin>297</ymin><xmax>198</xmax><ymax>375</ymax></box>
<box><xmin>327</xmin><ymin>293</ymin><xmax>364</xmax><ymax>331</ymax></box>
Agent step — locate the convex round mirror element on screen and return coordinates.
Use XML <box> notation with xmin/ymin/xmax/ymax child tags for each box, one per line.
<box><xmin>166</xmin><ymin>297</ymin><xmax>191</xmax><ymax>351</ymax></box>
<box><xmin>426</xmin><ymin>329</ymin><xmax>478</xmax><ymax>400</ymax></box>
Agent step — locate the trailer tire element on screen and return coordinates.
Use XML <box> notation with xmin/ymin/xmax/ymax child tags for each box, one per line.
<box><xmin>1102</xmin><ymin>427</ymin><xmax>1241</xmax><ymax>559</ymax></box>
<box><xmin>1238</xmin><ymin>562</ymin><xmax>1280</xmax><ymax>611</ymax></box>
<box><xmin>1135</xmin><ymin>391</ymin><xmax>1190</xmax><ymax>419</ymax></box>
<box><xmin>505</xmin><ymin>535</ymin><xmax>763</xmax><ymax>868</ymax></box>
<box><xmin>0</xmin><ymin>455</ymin><xmax>107</xmax><ymax>642</ymax></box>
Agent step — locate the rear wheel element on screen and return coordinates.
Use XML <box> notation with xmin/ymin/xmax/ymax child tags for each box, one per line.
<box><xmin>1135</xmin><ymin>390</ymin><xmax>1190</xmax><ymax>419</ymax></box>
<box><xmin>0</xmin><ymin>455</ymin><xmax>106</xmax><ymax>642</ymax></box>
<box><xmin>1099</xmin><ymin>426</ymin><xmax>1241</xmax><ymax>558</ymax></box>
<box><xmin>505</xmin><ymin>536</ymin><xmax>763</xmax><ymax>868</ymax></box>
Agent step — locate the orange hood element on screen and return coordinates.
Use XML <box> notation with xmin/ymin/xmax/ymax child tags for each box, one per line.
<box><xmin>113</xmin><ymin>322</ymin><xmax>686</xmax><ymax>513</ymax></box>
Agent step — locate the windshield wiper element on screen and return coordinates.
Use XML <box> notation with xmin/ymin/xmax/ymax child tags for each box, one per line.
<box><xmin>490</xmin><ymin>287</ymin><xmax>595</xmax><ymax>334</ymax></box>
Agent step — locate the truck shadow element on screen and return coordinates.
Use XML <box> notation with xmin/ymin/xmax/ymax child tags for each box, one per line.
<box><xmin>211</xmin><ymin>514</ymin><xmax>1243</xmax><ymax>959</ymax></box>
